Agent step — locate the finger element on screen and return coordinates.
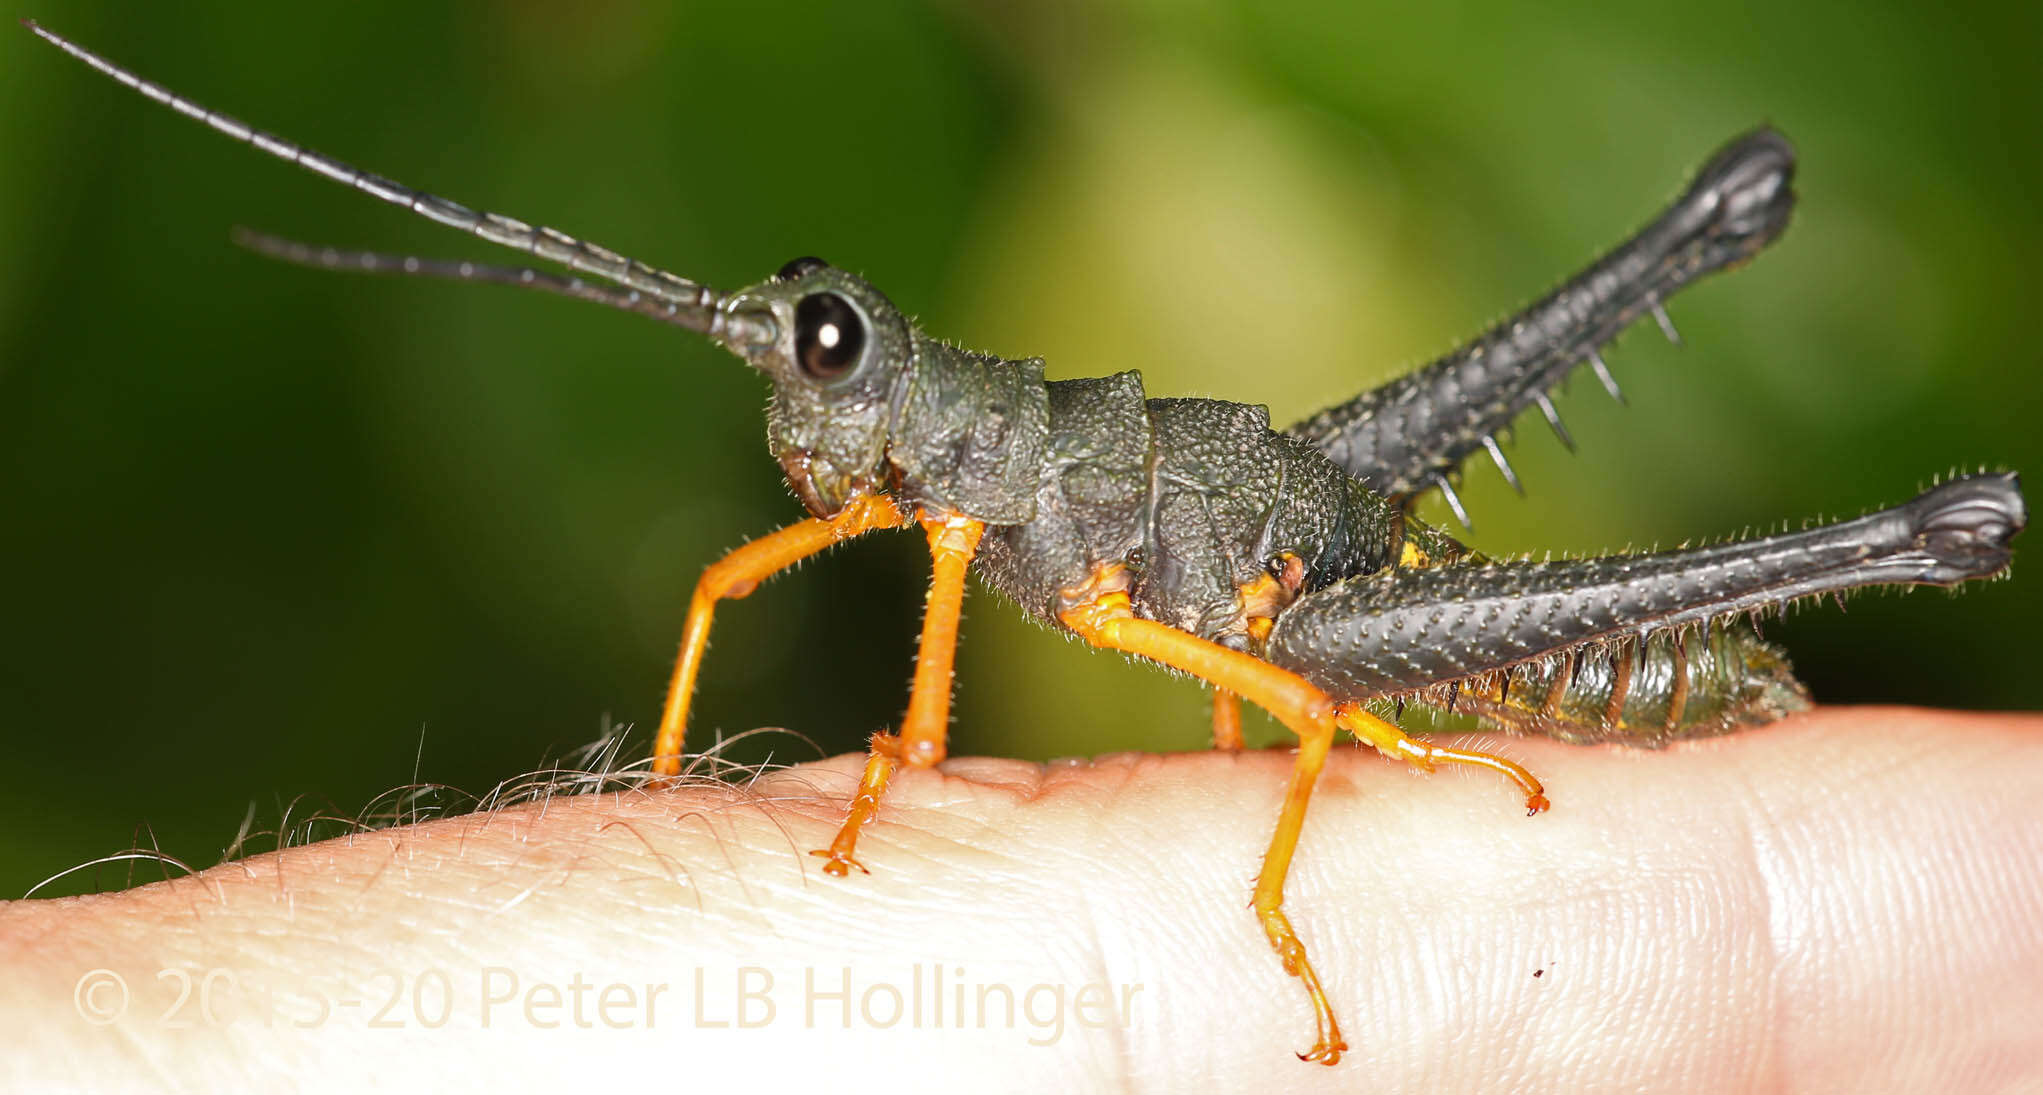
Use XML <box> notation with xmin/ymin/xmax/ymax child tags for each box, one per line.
<box><xmin>3</xmin><ymin>707</ymin><xmax>2038</xmax><ymax>1091</ymax></box>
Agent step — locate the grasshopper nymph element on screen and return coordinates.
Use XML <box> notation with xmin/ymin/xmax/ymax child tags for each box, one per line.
<box><xmin>29</xmin><ymin>22</ymin><xmax>2025</xmax><ymax>1065</ymax></box>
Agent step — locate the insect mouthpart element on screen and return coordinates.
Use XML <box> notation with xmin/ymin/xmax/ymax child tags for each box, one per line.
<box><xmin>777</xmin><ymin>449</ymin><xmax>877</xmax><ymax>519</ymax></box>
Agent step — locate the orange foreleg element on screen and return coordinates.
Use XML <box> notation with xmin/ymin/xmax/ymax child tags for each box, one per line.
<box><xmin>813</xmin><ymin>511</ymin><xmax>985</xmax><ymax>876</ymax></box>
<box><xmin>651</xmin><ymin>493</ymin><xmax>907</xmax><ymax>779</ymax></box>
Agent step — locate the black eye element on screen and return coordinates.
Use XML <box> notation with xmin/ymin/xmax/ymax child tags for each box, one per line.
<box><xmin>776</xmin><ymin>256</ymin><xmax>829</xmax><ymax>282</ymax></box>
<box><xmin>794</xmin><ymin>292</ymin><xmax>865</xmax><ymax>379</ymax></box>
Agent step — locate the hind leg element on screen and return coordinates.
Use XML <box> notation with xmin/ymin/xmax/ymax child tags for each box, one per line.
<box><xmin>1267</xmin><ymin>475</ymin><xmax>2025</xmax><ymax>743</ymax></box>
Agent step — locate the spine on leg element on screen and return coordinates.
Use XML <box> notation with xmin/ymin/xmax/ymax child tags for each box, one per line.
<box><xmin>1265</xmin><ymin>474</ymin><xmax>2024</xmax><ymax>743</ymax></box>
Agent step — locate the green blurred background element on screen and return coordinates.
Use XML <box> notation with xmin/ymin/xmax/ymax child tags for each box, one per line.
<box><xmin>3</xmin><ymin>1</ymin><xmax>2037</xmax><ymax>897</ymax></box>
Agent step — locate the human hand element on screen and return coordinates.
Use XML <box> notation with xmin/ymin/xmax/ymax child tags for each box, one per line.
<box><xmin>4</xmin><ymin>706</ymin><xmax>2038</xmax><ymax>1092</ymax></box>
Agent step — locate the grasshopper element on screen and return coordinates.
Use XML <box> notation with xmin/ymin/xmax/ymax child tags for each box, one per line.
<box><xmin>30</xmin><ymin>23</ymin><xmax>2026</xmax><ymax>1066</ymax></box>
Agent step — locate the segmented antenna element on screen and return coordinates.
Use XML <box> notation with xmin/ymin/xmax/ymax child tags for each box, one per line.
<box><xmin>231</xmin><ymin>229</ymin><xmax>729</xmax><ymax>331</ymax></box>
<box><xmin>25</xmin><ymin>21</ymin><xmax>759</xmax><ymax>342</ymax></box>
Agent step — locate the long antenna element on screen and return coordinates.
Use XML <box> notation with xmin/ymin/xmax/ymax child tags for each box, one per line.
<box><xmin>25</xmin><ymin>21</ymin><xmax>757</xmax><ymax>341</ymax></box>
<box><xmin>230</xmin><ymin>229</ymin><xmax>740</xmax><ymax>331</ymax></box>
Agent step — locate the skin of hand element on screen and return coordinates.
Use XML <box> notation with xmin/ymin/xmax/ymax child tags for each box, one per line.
<box><xmin>2</xmin><ymin>706</ymin><xmax>2038</xmax><ymax>1093</ymax></box>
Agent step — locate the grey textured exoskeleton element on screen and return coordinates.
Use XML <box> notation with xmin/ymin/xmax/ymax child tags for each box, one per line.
<box><xmin>32</xmin><ymin>22</ymin><xmax>2025</xmax><ymax>1067</ymax></box>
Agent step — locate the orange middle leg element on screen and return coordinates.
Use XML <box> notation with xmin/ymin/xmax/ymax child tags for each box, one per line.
<box><xmin>1336</xmin><ymin>705</ymin><xmax>1550</xmax><ymax>815</ymax></box>
<box><xmin>814</xmin><ymin>511</ymin><xmax>985</xmax><ymax>876</ymax></box>
<box><xmin>1211</xmin><ymin>689</ymin><xmax>1245</xmax><ymax>750</ymax></box>
<box><xmin>650</xmin><ymin>493</ymin><xmax>907</xmax><ymax>779</ymax></box>
<box><xmin>1059</xmin><ymin>583</ymin><xmax>1350</xmax><ymax>1065</ymax></box>
<box><xmin>1059</xmin><ymin>575</ymin><xmax>1553</xmax><ymax>1066</ymax></box>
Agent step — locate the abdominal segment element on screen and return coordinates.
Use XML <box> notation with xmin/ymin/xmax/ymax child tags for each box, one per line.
<box><xmin>1417</xmin><ymin>624</ymin><xmax>1810</xmax><ymax>747</ymax></box>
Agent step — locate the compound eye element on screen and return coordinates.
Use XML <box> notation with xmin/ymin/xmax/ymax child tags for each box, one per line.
<box><xmin>776</xmin><ymin>256</ymin><xmax>829</xmax><ymax>282</ymax></box>
<box><xmin>794</xmin><ymin>292</ymin><xmax>865</xmax><ymax>379</ymax></box>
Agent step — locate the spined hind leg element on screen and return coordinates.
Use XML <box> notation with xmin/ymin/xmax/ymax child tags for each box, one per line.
<box><xmin>1287</xmin><ymin>129</ymin><xmax>1797</xmax><ymax>517</ymax></box>
<box><xmin>1266</xmin><ymin>475</ymin><xmax>2027</xmax><ymax>741</ymax></box>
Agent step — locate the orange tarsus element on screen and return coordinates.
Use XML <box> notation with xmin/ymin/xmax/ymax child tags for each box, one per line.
<box><xmin>813</xmin><ymin>732</ymin><xmax>903</xmax><ymax>876</ymax></box>
<box><xmin>1335</xmin><ymin>703</ymin><xmax>1551</xmax><ymax>815</ymax></box>
<box><xmin>650</xmin><ymin>493</ymin><xmax>907</xmax><ymax>783</ymax></box>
